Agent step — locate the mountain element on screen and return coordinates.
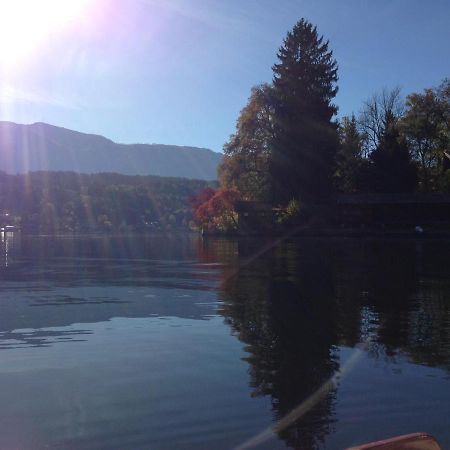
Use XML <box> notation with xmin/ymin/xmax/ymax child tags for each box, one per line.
<box><xmin>0</xmin><ymin>122</ymin><xmax>222</xmax><ymax>180</ymax></box>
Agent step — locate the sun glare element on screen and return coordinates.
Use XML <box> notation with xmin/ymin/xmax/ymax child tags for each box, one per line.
<box><xmin>0</xmin><ymin>0</ymin><xmax>89</xmax><ymax>68</ymax></box>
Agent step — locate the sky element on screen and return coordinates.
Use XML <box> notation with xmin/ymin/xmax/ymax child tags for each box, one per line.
<box><xmin>0</xmin><ymin>0</ymin><xmax>449</xmax><ymax>153</ymax></box>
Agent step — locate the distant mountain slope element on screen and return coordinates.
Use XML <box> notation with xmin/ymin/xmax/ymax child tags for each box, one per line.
<box><xmin>0</xmin><ymin>122</ymin><xmax>222</xmax><ymax>180</ymax></box>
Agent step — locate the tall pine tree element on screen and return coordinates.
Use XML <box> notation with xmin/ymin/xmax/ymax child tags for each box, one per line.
<box><xmin>269</xmin><ymin>19</ymin><xmax>339</xmax><ymax>204</ymax></box>
<box><xmin>369</xmin><ymin>111</ymin><xmax>418</xmax><ymax>193</ymax></box>
<box><xmin>335</xmin><ymin>114</ymin><xmax>364</xmax><ymax>193</ymax></box>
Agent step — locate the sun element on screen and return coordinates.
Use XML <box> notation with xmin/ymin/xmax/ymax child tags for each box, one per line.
<box><xmin>0</xmin><ymin>0</ymin><xmax>89</xmax><ymax>68</ymax></box>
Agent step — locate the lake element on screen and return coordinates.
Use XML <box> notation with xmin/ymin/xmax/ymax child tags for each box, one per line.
<box><xmin>0</xmin><ymin>233</ymin><xmax>449</xmax><ymax>449</ymax></box>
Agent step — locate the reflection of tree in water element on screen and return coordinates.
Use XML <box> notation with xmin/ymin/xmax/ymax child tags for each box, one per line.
<box><xmin>403</xmin><ymin>242</ymin><xmax>450</xmax><ymax>369</ymax></box>
<box><xmin>205</xmin><ymin>237</ymin><xmax>450</xmax><ymax>448</ymax></box>
<box><xmin>332</xmin><ymin>240</ymin><xmax>419</xmax><ymax>355</ymax></box>
<box><xmin>217</xmin><ymin>239</ymin><xmax>340</xmax><ymax>450</ymax></box>
<box><xmin>333</xmin><ymin>240</ymin><xmax>450</xmax><ymax>371</ymax></box>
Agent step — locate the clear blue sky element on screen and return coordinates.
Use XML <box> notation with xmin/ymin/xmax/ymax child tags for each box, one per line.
<box><xmin>0</xmin><ymin>0</ymin><xmax>449</xmax><ymax>152</ymax></box>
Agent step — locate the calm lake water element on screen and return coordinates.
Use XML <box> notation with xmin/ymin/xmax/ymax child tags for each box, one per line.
<box><xmin>0</xmin><ymin>233</ymin><xmax>450</xmax><ymax>449</ymax></box>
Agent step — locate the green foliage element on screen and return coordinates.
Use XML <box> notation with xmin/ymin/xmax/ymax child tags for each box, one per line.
<box><xmin>219</xmin><ymin>84</ymin><xmax>274</xmax><ymax>201</ymax></box>
<box><xmin>0</xmin><ymin>171</ymin><xmax>214</xmax><ymax>233</ymax></box>
<box><xmin>269</xmin><ymin>18</ymin><xmax>339</xmax><ymax>204</ymax></box>
<box><xmin>400</xmin><ymin>79</ymin><xmax>450</xmax><ymax>191</ymax></box>
<box><xmin>367</xmin><ymin>112</ymin><xmax>418</xmax><ymax>193</ymax></box>
<box><xmin>277</xmin><ymin>198</ymin><xmax>303</xmax><ymax>225</ymax></box>
<box><xmin>286</xmin><ymin>198</ymin><xmax>300</xmax><ymax>215</ymax></box>
<box><xmin>334</xmin><ymin>115</ymin><xmax>365</xmax><ymax>193</ymax></box>
<box><xmin>219</xmin><ymin>17</ymin><xmax>448</xmax><ymax>223</ymax></box>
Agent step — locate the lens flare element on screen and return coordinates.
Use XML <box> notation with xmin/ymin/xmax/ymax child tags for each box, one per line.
<box><xmin>0</xmin><ymin>0</ymin><xmax>89</xmax><ymax>68</ymax></box>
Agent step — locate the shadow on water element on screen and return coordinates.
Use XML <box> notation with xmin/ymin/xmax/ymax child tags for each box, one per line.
<box><xmin>199</xmin><ymin>237</ymin><xmax>450</xmax><ymax>449</ymax></box>
<box><xmin>332</xmin><ymin>239</ymin><xmax>450</xmax><ymax>370</ymax></box>
<box><xmin>209</xmin><ymin>238</ymin><xmax>339</xmax><ymax>449</ymax></box>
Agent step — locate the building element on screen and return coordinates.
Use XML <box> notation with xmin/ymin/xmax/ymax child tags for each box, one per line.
<box><xmin>235</xmin><ymin>201</ymin><xmax>276</xmax><ymax>234</ymax></box>
<box><xmin>336</xmin><ymin>193</ymin><xmax>450</xmax><ymax>228</ymax></box>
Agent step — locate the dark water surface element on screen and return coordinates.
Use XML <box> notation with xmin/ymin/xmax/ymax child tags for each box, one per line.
<box><xmin>0</xmin><ymin>233</ymin><xmax>450</xmax><ymax>449</ymax></box>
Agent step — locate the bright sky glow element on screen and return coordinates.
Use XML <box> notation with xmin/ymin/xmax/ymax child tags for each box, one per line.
<box><xmin>0</xmin><ymin>0</ymin><xmax>448</xmax><ymax>152</ymax></box>
<box><xmin>0</xmin><ymin>0</ymin><xmax>89</xmax><ymax>68</ymax></box>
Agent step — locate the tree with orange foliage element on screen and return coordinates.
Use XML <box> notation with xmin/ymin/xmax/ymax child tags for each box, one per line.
<box><xmin>192</xmin><ymin>187</ymin><xmax>241</xmax><ymax>232</ymax></box>
<box><xmin>190</xmin><ymin>187</ymin><xmax>216</xmax><ymax>210</ymax></box>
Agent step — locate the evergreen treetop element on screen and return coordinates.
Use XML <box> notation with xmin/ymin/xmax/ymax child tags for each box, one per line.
<box><xmin>272</xmin><ymin>18</ymin><xmax>338</xmax><ymax>122</ymax></box>
<box><xmin>270</xmin><ymin>18</ymin><xmax>339</xmax><ymax>204</ymax></box>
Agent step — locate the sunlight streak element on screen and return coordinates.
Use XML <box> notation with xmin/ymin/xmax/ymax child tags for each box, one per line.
<box><xmin>0</xmin><ymin>0</ymin><xmax>89</xmax><ymax>68</ymax></box>
<box><xmin>234</xmin><ymin>346</ymin><xmax>368</xmax><ymax>450</ymax></box>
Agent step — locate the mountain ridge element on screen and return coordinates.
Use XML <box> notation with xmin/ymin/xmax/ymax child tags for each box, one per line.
<box><xmin>0</xmin><ymin>121</ymin><xmax>222</xmax><ymax>180</ymax></box>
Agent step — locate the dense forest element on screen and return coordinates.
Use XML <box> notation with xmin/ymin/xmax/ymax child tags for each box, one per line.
<box><xmin>192</xmin><ymin>18</ymin><xmax>450</xmax><ymax>233</ymax></box>
<box><xmin>0</xmin><ymin>171</ymin><xmax>214</xmax><ymax>233</ymax></box>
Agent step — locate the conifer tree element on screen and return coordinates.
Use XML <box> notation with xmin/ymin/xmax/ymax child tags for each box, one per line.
<box><xmin>335</xmin><ymin>115</ymin><xmax>364</xmax><ymax>193</ymax></box>
<box><xmin>269</xmin><ymin>18</ymin><xmax>339</xmax><ymax>204</ymax></box>
<box><xmin>369</xmin><ymin>111</ymin><xmax>417</xmax><ymax>193</ymax></box>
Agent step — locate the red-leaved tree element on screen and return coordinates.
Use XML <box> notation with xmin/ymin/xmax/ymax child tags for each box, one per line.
<box><xmin>190</xmin><ymin>187</ymin><xmax>216</xmax><ymax>210</ymax></box>
<box><xmin>191</xmin><ymin>187</ymin><xmax>240</xmax><ymax>232</ymax></box>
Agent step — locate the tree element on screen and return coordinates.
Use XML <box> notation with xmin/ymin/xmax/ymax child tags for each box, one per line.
<box><xmin>436</xmin><ymin>78</ymin><xmax>450</xmax><ymax>142</ymax></box>
<box><xmin>219</xmin><ymin>84</ymin><xmax>275</xmax><ymax>201</ymax></box>
<box><xmin>190</xmin><ymin>187</ymin><xmax>216</xmax><ymax>211</ymax></box>
<box><xmin>400</xmin><ymin>79</ymin><xmax>450</xmax><ymax>191</ymax></box>
<box><xmin>368</xmin><ymin>111</ymin><xmax>417</xmax><ymax>193</ymax></box>
<box><xmin>0</xmin><ymin>171</ymin><xmax>212</xmax><ymax>233</ymax></box>
<box><xmin>358</xmin><ymin>87</ymin><xmax>404</xmax><ymax>156</ymax></box>
<box><xmin>334</xmin><ymin>114</ymin><xmax>365</xmax><ymax>193</ymax></box>
<box><xmin>269</xmin><ymin>18</ymin><xmax>339</xmax><ymax>204</ymax></box>
<box><xmin>192</xmin><ymin>187</ymin><xmax>241</xmax><ymax>232</ymax></box>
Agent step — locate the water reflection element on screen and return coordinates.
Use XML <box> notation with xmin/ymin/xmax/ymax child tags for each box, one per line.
<box><xmin>207</xmin><ymin>238</ymin><xmax>450</xmax><ymax>449</ymax></box>
<box><xmin>0</xmin><ymin>235</ymin><xmax>222</xmax><ymax>348</ymax></box>
<box><xmin>1</xmin><ymin>235</ymin><xmax>450</xmax><ymax>449</ymax></box>
<box><xmin>216</xmin><ymin>240</ymin><xmax>339</xmax><ymax>449</ymax></box>
<box><xmin>0</xmin><ymin>327</ymin><xmax>93</xmax><ymax>349</ymax></box>
<box><xmin>0</xmin><ymin>230</ymin><xmax>20</xmax><ymax>268</ymax></box>
<box><xmin>331</xmin><ymin>240</ymin><xmax>450</xmax><ymax>370</ymax></box>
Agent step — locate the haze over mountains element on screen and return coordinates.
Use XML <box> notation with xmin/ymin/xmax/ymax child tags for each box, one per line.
<box><xmin>0</xmin><ymin>122</ymin><xmax>222</xmax><ymax>180</ymax></box>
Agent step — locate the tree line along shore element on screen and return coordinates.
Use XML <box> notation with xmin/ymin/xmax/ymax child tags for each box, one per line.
<box><xmin>1</xmin><ymin>19</ymin><xmax>448</xmax><ymax>236</ymax></box>
<box><xmin>0</xmin><ymin>171</ymin><xmax>214</xmax><ymax>234</ymax></box>
<box><xmin>191</xmin><ymin>19</ymin><xmax>450</xmax><ymax>235</ymax></box>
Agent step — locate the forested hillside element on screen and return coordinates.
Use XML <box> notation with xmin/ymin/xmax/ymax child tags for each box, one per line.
<box><xmin>0</xmin><ymin>171</ymin><xmax>215</xmax><ymax>233</ymax></box>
